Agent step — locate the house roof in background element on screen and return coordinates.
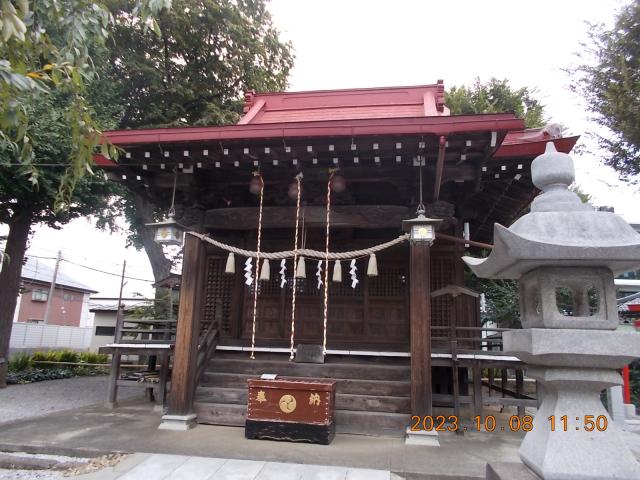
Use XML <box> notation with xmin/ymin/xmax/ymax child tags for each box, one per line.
<box><xmin>89</xmin><ymin>298</ymin><xmax>154</xmax><ymax>312</ymax></box>
<box><xmin>21</xmin><ymin>257</ymin><xmax>97</xmax><ymax>293</ymax></box>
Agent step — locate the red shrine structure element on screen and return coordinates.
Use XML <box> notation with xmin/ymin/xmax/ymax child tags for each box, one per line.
<box><xmin>97</xmin><ymin>81</ymin><xmax>579</xmax><ymax>435</ymax></box>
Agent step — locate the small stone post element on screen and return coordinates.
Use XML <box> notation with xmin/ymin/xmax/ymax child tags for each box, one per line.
<box><xmin>464</xmin><ymin>143</ymin><xmax>640</xmax><ymax>480</ymax></box>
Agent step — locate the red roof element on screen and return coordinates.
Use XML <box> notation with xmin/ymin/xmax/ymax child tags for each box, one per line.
<box><xmin>97</xmin><ymin>81</ymin><xmax>578</xmax><ymax>160</ymax></box>
<box><xmin>101</xmin><ymin>113</ymin><xmax>523</xmax><ymax>146</ymax></box>
<box><xmin>238</xmin><ymin>81</ymin><xmax>449</xmax><ymax>124</ymax></box>
<box><xmin>494</xmin><ymin>125</ymin><xmax>579</xmax><ymax>158</ymax></box>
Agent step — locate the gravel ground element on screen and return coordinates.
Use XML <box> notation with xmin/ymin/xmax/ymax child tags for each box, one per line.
<box><xmin>0</xmin><ymin>376</ymin><xmax>143</xmax><ymax>425</ymax></box>
<box><xmin>0</xmin><ymin>452</ymin><xmax>126</xmax><ymax>479</ymax></box>
<box><xmin>0</xmin><ymin>468</ymin><xmax>64</xmax><ymax>479</ymax></box>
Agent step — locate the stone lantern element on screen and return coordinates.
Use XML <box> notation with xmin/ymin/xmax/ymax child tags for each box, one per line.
<box><xmin>464</xmin><ymin>143</ymin><xmax>640</xmax><ymax>480</ymax></box>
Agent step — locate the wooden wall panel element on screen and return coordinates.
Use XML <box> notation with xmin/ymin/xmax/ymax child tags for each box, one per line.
<box><xmin>204</xmin><ymin>236</ymin><xmax>476</xmax><ymax>351</ymax></box>
<box><xmin>203</xmin><ymin>257</ymin><xmax>234</xmax><ymax>336</ymax></box>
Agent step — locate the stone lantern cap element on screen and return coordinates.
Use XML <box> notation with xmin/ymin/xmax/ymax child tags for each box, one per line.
<box><xmin>463</xmin><ymin>142</ymin><xmax>640</xmax><ymax>279</ymax></box>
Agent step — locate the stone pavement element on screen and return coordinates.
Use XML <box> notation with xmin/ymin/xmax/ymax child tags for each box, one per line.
<box><xmin>78</xmin><ymin>453</ymin><xmax>398</xmax><ymax>480</ymax></box>
<box><xmin>1</xmin><ymin>398</ymin><xmax>639</xmax><ymax>479</ymax></box>
<box><xmin>0</xmin><ymin>399</ymin><xmax>525</xmax><ymax>479</ymax></box>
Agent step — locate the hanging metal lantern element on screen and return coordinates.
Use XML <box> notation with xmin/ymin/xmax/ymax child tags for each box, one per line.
<box><xmin>402</xmin><ymin>156</ymin><xmax>440</xmax><ymax>244</ymax></box>
<box><xmin>146</xmin><ymin>211</ymin><xmax>187</xmax><ymax>246</ymax></box>
<box><xmin>402</xmin><ymin>207</ymin><xmax>441</xmax><ymax>245</ymax></box>
<box><xmin>145</xmin><ymin>167</ymin><xmax>187</xmax><ymax>245</ymax></box>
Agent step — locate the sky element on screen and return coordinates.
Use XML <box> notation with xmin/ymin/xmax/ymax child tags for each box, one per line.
<box><xmin>2</xmin><ymin>0</ymin><xmax>639</xmax><ymax>299</ymax></box>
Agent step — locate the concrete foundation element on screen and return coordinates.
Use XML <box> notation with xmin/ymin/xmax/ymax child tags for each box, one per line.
<box><xmin>486</xmin><ymin>462</ymin><xmax>540</xmax><ymax>480</ymax></box>
<box><xmin>404</xmin><ymin>427</ymin><xmax>440</xmax><ymax>446</ymax></box>
<box><xmin>158</xmin><ymin>413</ymin><xmax>197</xmax><ymax>431</ymax></box>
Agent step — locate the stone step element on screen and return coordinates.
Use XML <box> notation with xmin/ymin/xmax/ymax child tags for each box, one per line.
<box><xmin>194</xmin><ymin>401</ymin><xmax>408</xmax><ymax>437</ymax></box>
<box><xmin>207</xmin><ymin>357</ymin><xmax>410</xmax><ymax>381</ymax></box>
<box><xmin>195</xmin><ymin>387</ymin><xmax>411</xmax><ymax>413</ymax></box>
<box><xmin>199</xmin><ymin>372</ymin><xmax>411</xmax><ymax>397</ymax></box>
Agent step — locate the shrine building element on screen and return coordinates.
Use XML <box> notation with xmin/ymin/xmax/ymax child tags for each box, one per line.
<box><xmin>97</xmin><ymin>81</ymin><xmax>578</xmax><ymax>435</ymax></box>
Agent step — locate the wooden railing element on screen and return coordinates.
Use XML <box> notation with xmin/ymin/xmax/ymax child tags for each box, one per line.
<box><xmin>196</xmin><ymin>320</ymin><xmax>219</xmax><ymax>383</ymax></box>
<box><xmin>431</xmin><ymin>325</ymin><xmax>511</xmax><ymax>353</ymax></box>
<box><xmin>118</xmin><ymin>317</ymin><xmax>177</xmax><ymax>344</ymax></box>
<box><xmin>429</xmin><ymin>324</ymin><xmax>535</xmax><ymax>423</ymax></box>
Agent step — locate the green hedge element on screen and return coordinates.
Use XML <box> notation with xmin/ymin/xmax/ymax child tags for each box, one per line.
<box><xmin>6</xmin><ymin>350</ymin><xmax>109</xmax><ymax>384</ymax></box>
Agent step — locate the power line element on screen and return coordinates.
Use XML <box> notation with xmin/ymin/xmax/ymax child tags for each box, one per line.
<box><xmin>23</xmin><ymin>254</ymin><xmax>58</xmax><ymax>261</ymax></box>
<box><xmin>26</xmin><ymin>254</ymin><xmax>155</xmax><ymax>283</ymax></box>
<box><xmin>27</xmin><ymin>245</ymin><xmax>153</xmax><ymax>273</ymax></box>
<box><xmin>61</xmin><ymin>258</ymin><xmax>155</xmax><ymax>283</ymax></box>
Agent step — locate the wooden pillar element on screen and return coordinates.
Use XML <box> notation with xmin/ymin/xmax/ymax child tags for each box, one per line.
<box><xmin>167</xmin><ymin>233</ymin><xmax>206</xmax><ymax>416</ymax></box>
<box><xmin>410</xmin><ymin>241</ymin><xmax>432</xmax><ymax>416</ymax></box>
<box><xmin>473</xmin><ymin>360</ymin><xmax>482</xmax><ymax>417</ymax></box>
<box><xmin>516</xmin><ymin>369</ymin><xmax>525</xmax><ymax>417</ymax></box>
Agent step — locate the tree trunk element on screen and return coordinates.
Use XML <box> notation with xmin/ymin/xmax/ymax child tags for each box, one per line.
<box><xmin>0</xmin><ymin>209</ymin><xmax>33</xmax><ymax>388</ymax></box>
<box><xmin>131</xmin><ymin>191</ymin><xmax>172</xmax><ymax>318</ymax></box>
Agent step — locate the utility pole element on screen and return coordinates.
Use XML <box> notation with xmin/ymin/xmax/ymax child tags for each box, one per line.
<box><xmin>114</xmin><ymin>260</ymin><xmax>127</xmax><ymax>341</ymax></box>
<box><xmin>43</xmin><ymin>250</ymin><xmax>61</xmax><ymax>324</ymax></box>
<box><xmin>107</xmin><ymin>260</ymin><xmax>127</xmax><ymax>408</ymax></box>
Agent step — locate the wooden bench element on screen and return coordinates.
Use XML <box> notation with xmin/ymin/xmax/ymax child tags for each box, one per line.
<box><xmin>100</xmin><ymin>343</ymin><xmax>173</xmax><ymax>408</ymax></box>
<box><xmin>99</xmin><ymin>306</ymin><xmax>176</xmax><ymax>408</ymax></box>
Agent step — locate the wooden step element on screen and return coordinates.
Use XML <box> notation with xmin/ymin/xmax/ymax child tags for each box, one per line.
<box><xmin>199</xmin><ymin>372</ymin><xmax>410</xmax><ymax>397</ymax></box>
<box><xmin>195</xmin><ymin>387</ymin><xmax>411</xmax><ymax>414</ymax></box>
<box><xmin>335</xmin><ymin>378</ymin><xmax>410</xmax><ymax>397</ymax></box>
<box><xmin>194</xmin><ymin>402</ymin><xmax>245</xmax><ymax>427</ymax></box>
<box><xmin>194</xmin><ymin>401</ymin><xmax>408</xmax><ymax>437</ymax></box>
<box><xmin>336</xmin><ymin>410</ymin><xmax>409</xmax><ymax>437</ymax></box>
<box><xmin>336</xmin><ymin>393</ymin><xmax>411</xmax><ymax>414</ymax></box>
<box><xmin>207</xmin><ymin>358</ymin><xmax>410</xmax><ymax>381</ymax></box>
<box><xmin>196</xmin><ymin>387</ymin><xmax>246</xmax><ymax>404</ymax></box>
<box><xmin>196</xmin><ymin>353</ymin><xmax>411</xmax><ymax>437</ymax></box>
<box><xmin>199</xmin><ymin>372</ymin><xmax>255</xmax><ymax>389</ymax></box>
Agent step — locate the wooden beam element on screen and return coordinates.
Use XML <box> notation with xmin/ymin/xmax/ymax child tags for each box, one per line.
<box><xmin>435</xmin><ymin>232</ymin><xmax>493</xmax><ymax>250</ymax></box>
<box><xmin>205</xmin><ymin>205</ymin><xmax>412</xmax><ymax>230</ymax></box>
<box><xmin>433</xmin><ymin>136</ymin><xmax>446</xmax><ymax>201</ymax></box>
<box><xmin>409</xmin><ymin>240</ymin><xmax>432</xmax><ymax>416</ymax></box>
<box><xmin>167</xmin><ymin>233</ymin><xmax>206</xmax><ymax>416</ymax></box>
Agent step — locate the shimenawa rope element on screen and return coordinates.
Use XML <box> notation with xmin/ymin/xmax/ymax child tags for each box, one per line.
<box><xmin>188</xmin><ymin>231</ymin><xmax>409</xmax><ymax>261</ymax></box>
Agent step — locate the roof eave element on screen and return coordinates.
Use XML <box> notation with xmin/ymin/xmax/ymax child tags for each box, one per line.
<box><xmin>102</xmin><ymin>113</ymin><xmax>525</xmax><ymax>147</ymax></box>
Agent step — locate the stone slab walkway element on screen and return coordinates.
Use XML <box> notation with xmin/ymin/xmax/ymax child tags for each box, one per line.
<box><xmin>77</xmin><ymin>453</ymin><xmax>397</xmax><ymax>480</ymax></box>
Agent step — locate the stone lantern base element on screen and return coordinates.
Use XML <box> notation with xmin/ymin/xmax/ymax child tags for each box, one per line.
<box><xmin>505</xmin><ymin>328</ymin><xmax>640</xmax><ymax>480</ymax></box>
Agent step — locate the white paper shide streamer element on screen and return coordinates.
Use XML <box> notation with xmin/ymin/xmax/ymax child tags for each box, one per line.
<box><xmin>244</xmin><ymin>257</ymin><xmax>253</xmax><ymax>286</ymax></box>
<box><xmin>316</xmin><ymin>260</ymin><xmax>323</xmax><ymax>289</ymax></box>
<box><xmin>279</xmin><ymin>259</ymin><xmax>287</xmax><ymax>288</ymax></box>
<box><xmin>349</xmin><ymin>259</ymin><xmax>359</xmax><ymax>288</ymax></box>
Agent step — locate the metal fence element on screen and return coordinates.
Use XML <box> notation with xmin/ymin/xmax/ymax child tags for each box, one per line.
<box><xmin>9</xmin><ymin>323</ymin><xmax>92</xmax><ymax>350</ymax></box>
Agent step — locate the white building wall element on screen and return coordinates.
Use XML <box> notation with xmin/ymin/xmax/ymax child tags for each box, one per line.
<box><xmin>79</xmin><ymin>293</ymin><xmax>91</xmax><ymax>327</ymax></box>
<box><xmin>89</xmin><ymin>311</ymin><xmax>118</xmax><ymax>352</ymax></box>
